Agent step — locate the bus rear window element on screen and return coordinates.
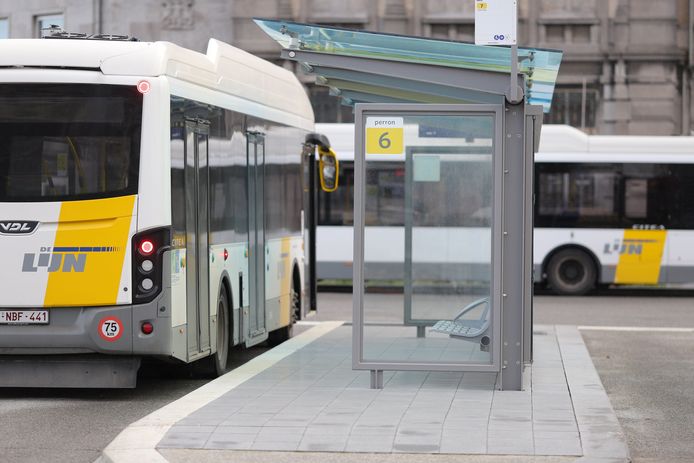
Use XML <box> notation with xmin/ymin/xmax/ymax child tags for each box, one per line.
<box><xmin>0</xmin><ymin>84</ymin><xmax>142</xmax><ymax>202</ymax></box>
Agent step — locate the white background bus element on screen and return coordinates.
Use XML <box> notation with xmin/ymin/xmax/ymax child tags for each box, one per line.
<box><xmin>316</xmin><ymin>123</ymin><xmax>694</xmax><ymax>295</ymax></box>
<box><xmin>0</xmin><ymin>35</ymin><xmax>316</xmax><ymax>387</ymax></box>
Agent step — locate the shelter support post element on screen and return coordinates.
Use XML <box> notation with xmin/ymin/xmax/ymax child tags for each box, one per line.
<box><xmin>370</xmin><ymin>370</ymin><xmax>383</xmax><ymax>389</ymax></box>
<box><xmin>500</xmin><ymin>100</ymin><xmax>527</xmax><ymax>390</ymax></box>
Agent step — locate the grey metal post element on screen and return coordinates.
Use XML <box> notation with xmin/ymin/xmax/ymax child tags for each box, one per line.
<box><xmin>352</xmin><ymin>105</ymin><xmax>366</xmax><ymax>373</ymax></box>
<box><xmin>500</xmin><ymin>100</ymin><xmax>526</xmax><ymax>390</ymax></box>
<box><xmin>523</xmin><ymin>105</ymin><xmax>543</xmax><ymax>365</ymax></box>
<box><xmin>404</xmin><ymin>148</ymin><xmax>415</xmax><ymax>334</ymax></box>
<box><xmin>510</xmin><ymin>45</ymin><xmax>519</xmax><ymax>103</ymax></box>
<box><xmin>370</xmin><ymin>370</ymin><xmax>383</xmax><ymax>389</ymax></box>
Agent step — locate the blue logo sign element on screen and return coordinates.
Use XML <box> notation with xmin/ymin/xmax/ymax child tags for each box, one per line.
<box><xmin>493</xmin><ymin>34</ymin><xmax>505</xmax><ymax>41</ymax></box>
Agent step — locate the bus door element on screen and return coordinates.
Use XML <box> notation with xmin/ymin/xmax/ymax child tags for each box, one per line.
<box><xmin>246</xmin><ymin>132</ymin><xmax>268</xmax><ymax>346</ymax></box>
<box><xmin>184</xmin><ymin>119</ymin><xmax>212</xmax><ymax>359</ymax></box>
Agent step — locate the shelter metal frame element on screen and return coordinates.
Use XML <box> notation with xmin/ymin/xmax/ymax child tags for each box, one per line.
<box><xmin>259</xmin><ymin>26</ymin><xmax>550</xmax><ymax>390</ymax></box>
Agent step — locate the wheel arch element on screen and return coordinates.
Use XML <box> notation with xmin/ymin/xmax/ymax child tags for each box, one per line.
<box><xmin>541</xmin><ymin>244</ymin><xmax>603</xmax><ymax>285</ymax></box>
<box><xmin>216</xmin><ymin>270</ymin><xmax>234</xmax><ymax>343</ymax></box>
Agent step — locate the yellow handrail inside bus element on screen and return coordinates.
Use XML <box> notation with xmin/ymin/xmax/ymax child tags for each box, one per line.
<box><xmin>65</xmin><ymin>136</ymin><xmax>87</xmax><ymax>193</ymax></box>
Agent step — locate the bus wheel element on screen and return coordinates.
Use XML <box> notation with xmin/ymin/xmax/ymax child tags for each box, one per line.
<box><xmin>546</xmin><ymin>248</ymin><xmax>596</xmax><ymax>295</ymax></box>
<box><xmin>268</xmin><ymin>276</ymin><xmax>300</xmax><ymax>346</ymax></box>
<box><xmin>194</xmin><ymin>286</ymin><xmax>231</xmax><ymax>377</ymax></box>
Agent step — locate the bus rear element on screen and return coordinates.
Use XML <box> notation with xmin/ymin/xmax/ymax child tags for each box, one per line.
<box><xmin>0</xmin><ymin>80</ymin><xmax>161</xmax><ymax>387</ymax></box>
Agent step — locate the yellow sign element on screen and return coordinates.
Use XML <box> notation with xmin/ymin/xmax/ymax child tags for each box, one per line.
<box><xmin>476</xmin><ymin>1</ymin><xmax>489</xmax><ymax>11</ymax></box>
<box><xmin>365</xmin><ymin>117</ymin><xmax>404</xmax><ymax>155</ymax></box>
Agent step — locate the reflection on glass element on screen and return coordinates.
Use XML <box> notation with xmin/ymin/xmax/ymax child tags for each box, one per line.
<box><xmin>362</xmin><ymin>114</ymin><xmax>494</xmax><ymax>366</ymax></box>
<box><xmin>36</xmin><ymin>14</ymin><xmax>64</xmax><ymax>37</ymax></box>
<box><xmin>0</xmin><ymin>19</ymin><xmax>8</xmax><ymax>39</ymax></box>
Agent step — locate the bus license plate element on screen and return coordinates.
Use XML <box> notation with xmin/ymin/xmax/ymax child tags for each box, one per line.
<box><xmin>0</xmin><ymin>310</ymin><xmax>49</xmax><ymax>325</ymax></box>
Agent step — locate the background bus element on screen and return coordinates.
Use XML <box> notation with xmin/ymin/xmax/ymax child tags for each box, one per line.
<box><xmin>0</xmin><ymin>35</ymin><xmax>317</xmax><ymax>388</ymax></box>
<box><xmin>316</xmin><ymin>123</ymin><xmax>694</xmax><ymax>295</ymax></box>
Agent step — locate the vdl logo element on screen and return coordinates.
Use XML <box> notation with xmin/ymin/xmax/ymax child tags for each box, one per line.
<box><xmin>493</xmin><ymin>34</ymin><xmax>506</xmax><ymax>41</ymax></box>
<box><xmin>22</xmin><ymin>246</ymin><xmax>117</xmax><ymax>273</ymax></box>
<box><xmin>0</xmin><ymin>221</ymin><xmax>39</xmax><ymax>235</ymax></box>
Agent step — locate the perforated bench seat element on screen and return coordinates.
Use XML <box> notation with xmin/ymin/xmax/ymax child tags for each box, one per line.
<box><xmin>430</xmin><ymin>297</ymin><xmax>490</xmax><ymax>346</ymax></box>
<box><xmin>431</xmin><ymin>319</ymin><xmax>486</xmax><ymax>338</ymax></box>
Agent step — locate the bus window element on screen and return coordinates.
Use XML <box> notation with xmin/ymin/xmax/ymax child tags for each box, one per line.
<box><xmin>621</xmin><ymin>163</ymin><xmax>670</xmax><ymax>227</ymax></box>
<box><xmin>365</xmin><ymin>162</ymin><xmax>405</xmax><ymax>226</ymax></box>
<box><xmin>318</xmin><ymin>161</ymin><xmax>354</xmax><ymax>225</ymax></box>
<box><xmin>669</xmin><ymin>164</ymin><xmax>694</xmax><ymax>228</ymax></box>
<box><xmin>0</xmin><ymin>83</ymin><xmax>142</xmax><ymax>202</ymax></box>
<box><xmin>535</xmin><ymin>163</ymin><xmax>621</xmax><ymax>228</ymax></box>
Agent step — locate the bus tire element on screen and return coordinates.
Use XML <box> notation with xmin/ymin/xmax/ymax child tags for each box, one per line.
<box><xmin>268</xmin><ymin>273</ymin><xmax>300</xmax><ymax>346</ymax></box>
<box><xmin>546</xmin><ymin>248</ymin><xmax>596</xmax><ymax>296</ymax></box>
<box><xmin>194</xmin><ymin>286</ymin><xmax>231</xmax><ymax>377</ymax></box>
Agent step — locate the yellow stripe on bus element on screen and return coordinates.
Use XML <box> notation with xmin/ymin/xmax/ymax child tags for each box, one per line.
<box><xmin>614</xmin><ymin>229</ymin><xmax>666</xmax><ymax>285</ymax></box>
<box><xmin>44</xmin><ymin>196</ymin><xmax>136</xmax><ymax>307</ymax></box>
<box><xmin>278</xmin><ymin>237</ymin><xmax>292</xmax><ymax>326</ymax></box>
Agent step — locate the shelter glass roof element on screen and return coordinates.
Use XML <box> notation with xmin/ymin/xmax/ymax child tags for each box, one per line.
<box><xmin>254</xmin><ymin>19</ymin><xmax>562</xmax><ymax>112</ymax></box>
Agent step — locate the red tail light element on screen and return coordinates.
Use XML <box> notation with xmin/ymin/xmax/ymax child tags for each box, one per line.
<box><xmin>132</xmin><ymin>228</ymin><xmax>170</xmax><ymax>304</ymax></box>
<box><xmin>139</xmin><ymin>239</ymin><xmax>155</xmax><ymax>256</ymax></box>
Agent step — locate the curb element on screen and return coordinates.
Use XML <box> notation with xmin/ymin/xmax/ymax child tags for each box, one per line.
<box><xmin>97</xmin><ymin>321</ymin><xmax>344</xmax><ymax>463</ymax></box>
<box><xmin>557</xmin><ymin>325</ymin><xmax>631</xmax><ymax>463</ymax></box>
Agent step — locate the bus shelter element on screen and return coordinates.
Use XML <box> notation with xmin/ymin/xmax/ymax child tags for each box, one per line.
<box><xmin>256</xmin><ymin>19</ymin><xmax>562</xmax><ymax>391</ymax></box>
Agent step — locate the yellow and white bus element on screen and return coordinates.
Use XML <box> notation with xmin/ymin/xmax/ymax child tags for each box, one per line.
<box><xmin>0</xmin><ymin>35</ymin><xmax>318</xmax><ymax>387</ymax></box>
<box><xmin>315</xmin><ymin>123</ymin><xmax>694</xmax><ymax>295</ymax></box>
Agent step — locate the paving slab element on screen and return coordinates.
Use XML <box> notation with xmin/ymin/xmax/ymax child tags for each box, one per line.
<box><xmin>99</xmin><ymin>322</ymin><xmax>629</xmax><ymax>463</ymax></box>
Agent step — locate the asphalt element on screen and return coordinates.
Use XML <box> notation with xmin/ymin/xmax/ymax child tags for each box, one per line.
<box><xmin>583</xmin><ymin>330</ymin><xmax>694</xmax><ymax>463</ymax></box>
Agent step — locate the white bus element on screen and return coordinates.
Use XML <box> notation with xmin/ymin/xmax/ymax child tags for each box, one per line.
<box><xmin>316</xmin><ymin>123</ymin><xmax>694</xmax><ymax>295</ymax></box>
<box><xmin>0</xmin><ymin>35</ymin><xmax>319</xmax><ymax>387</ymax></box>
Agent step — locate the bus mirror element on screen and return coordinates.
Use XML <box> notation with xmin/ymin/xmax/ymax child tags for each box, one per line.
<box><xmin>318</xmin><ymin>147</ymin><xmax>339</xmax><ymax>192</ymax></box>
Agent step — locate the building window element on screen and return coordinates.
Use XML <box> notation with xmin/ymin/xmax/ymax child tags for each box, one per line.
<box><xmin>542</xmin><ymin>23</ymin><xmax>595</xmax><ymax>44</ymax></box>
<box><xmin>35</xmin><ymin>14</ymin><xmax>64</xmax><ymax>37</ymax></box>
<box><xmin>571</xmin><ymin>24</ymin><xmax>592</xmax><ymax>43</ymax></box>
<box><xmin>430</xmin><ymin>24</ymin><xmax>450</xmax><ymax>39</ymax></box>
<box><xmin>0</xmin><ymin>18</ymin><xmax>8</xmax><ymax>39</ymax></box>
<box><xmin>308</xmin><ymin>86</ymin><xmax>354</xmax><ymax>123</ymax></box>
<box><xmin>425</xmin><ymin>23</ymin><xmax>475</xmax><ymax>42</ymax></box>
<box><xmin>545</xmin><ymin>86</ymin><xmax>599</xmax><ymax>130</ymax></box>
<box><xmin>545</xmin><ymin>24</ymin><xmax>565</xmax><ymax>43</ymax></box>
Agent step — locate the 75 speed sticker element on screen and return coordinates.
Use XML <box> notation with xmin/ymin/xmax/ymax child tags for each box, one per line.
<box><xmin>98</xmin><ymin>317</ymin><xmax>123</xmax><ymax>342</ymax></box>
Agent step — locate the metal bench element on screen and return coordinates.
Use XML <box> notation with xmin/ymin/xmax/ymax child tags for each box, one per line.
<box><xmin>431</xmin><ymin>297</ymin><xmax>491</xmax><ymax>351</ymax></box>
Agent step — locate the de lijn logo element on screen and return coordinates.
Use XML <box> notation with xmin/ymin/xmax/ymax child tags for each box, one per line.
<box><xmin>22</xmin><ymin>246</ymin><xmax>118</xmax><ymax>273</ymax></box>
<box><xmin>493</xmin><ymin>34</ymin><xmax>506</xmax><ymax>41</ymax></box>
<box><xmin>0</xmin><ymin>221</ymin><xmax>39</xmax><ymax>235</ymax></box>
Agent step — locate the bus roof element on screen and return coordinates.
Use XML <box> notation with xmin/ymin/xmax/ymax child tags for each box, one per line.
<box><xmin>539</xmin><ymin>125</ymin><xmax>694</xmax><ymax>154</ymax></box>
<box><xmin>0</xmin><ymin>38</ymin><xmax>314</xmax><ymax>126</ymax></box>
<box><xmin>316</xmin><ymin>123</ymin><xmax>694</xmax><ymax>161</ymax></box>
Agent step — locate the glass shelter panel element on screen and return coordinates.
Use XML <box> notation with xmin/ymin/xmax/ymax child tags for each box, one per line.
<box><xmin>358</xmin><ymin>109</ymin><xmax>499</xmax><ymax>369</ymax></box>
<box><xmin>254</xmin><ymin>19</ymin><xmax>562</xmax><ymax>112</ymax></box>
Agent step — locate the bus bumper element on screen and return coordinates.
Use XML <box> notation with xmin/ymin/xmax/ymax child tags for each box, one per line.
<box><xmin>0</xmin><ymin>291</ymin><xmax>171</xmax><ymax>357</ymax></box>
<box><xmin>0</xmin><ymin>354</ymin><xmax>140</xmax><ymax>388</ymax></box>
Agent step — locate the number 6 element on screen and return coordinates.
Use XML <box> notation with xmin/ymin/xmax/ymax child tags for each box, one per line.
<box><xmin>379</xmin><ymin>132</ymin><xmax>391</xmax><ymax>149</ymax></box>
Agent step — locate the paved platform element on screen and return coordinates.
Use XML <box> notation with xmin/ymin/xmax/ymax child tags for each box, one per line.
<box><xmin>100</xmin><ymin>322</ymin><xmax>630</xmax><ymax>463</ymax></box>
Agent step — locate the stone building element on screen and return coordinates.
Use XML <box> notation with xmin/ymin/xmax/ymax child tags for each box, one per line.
<box><xmin>0</xmin><ymin>0</ymin><xmax>692</xmax><ymax>135</ymax></box>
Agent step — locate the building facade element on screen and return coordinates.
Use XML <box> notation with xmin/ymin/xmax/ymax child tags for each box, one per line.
<box><xmin>0</xmin><ymin>0</ymin><xmax>692</xmax><ymax>135</ymax></box>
